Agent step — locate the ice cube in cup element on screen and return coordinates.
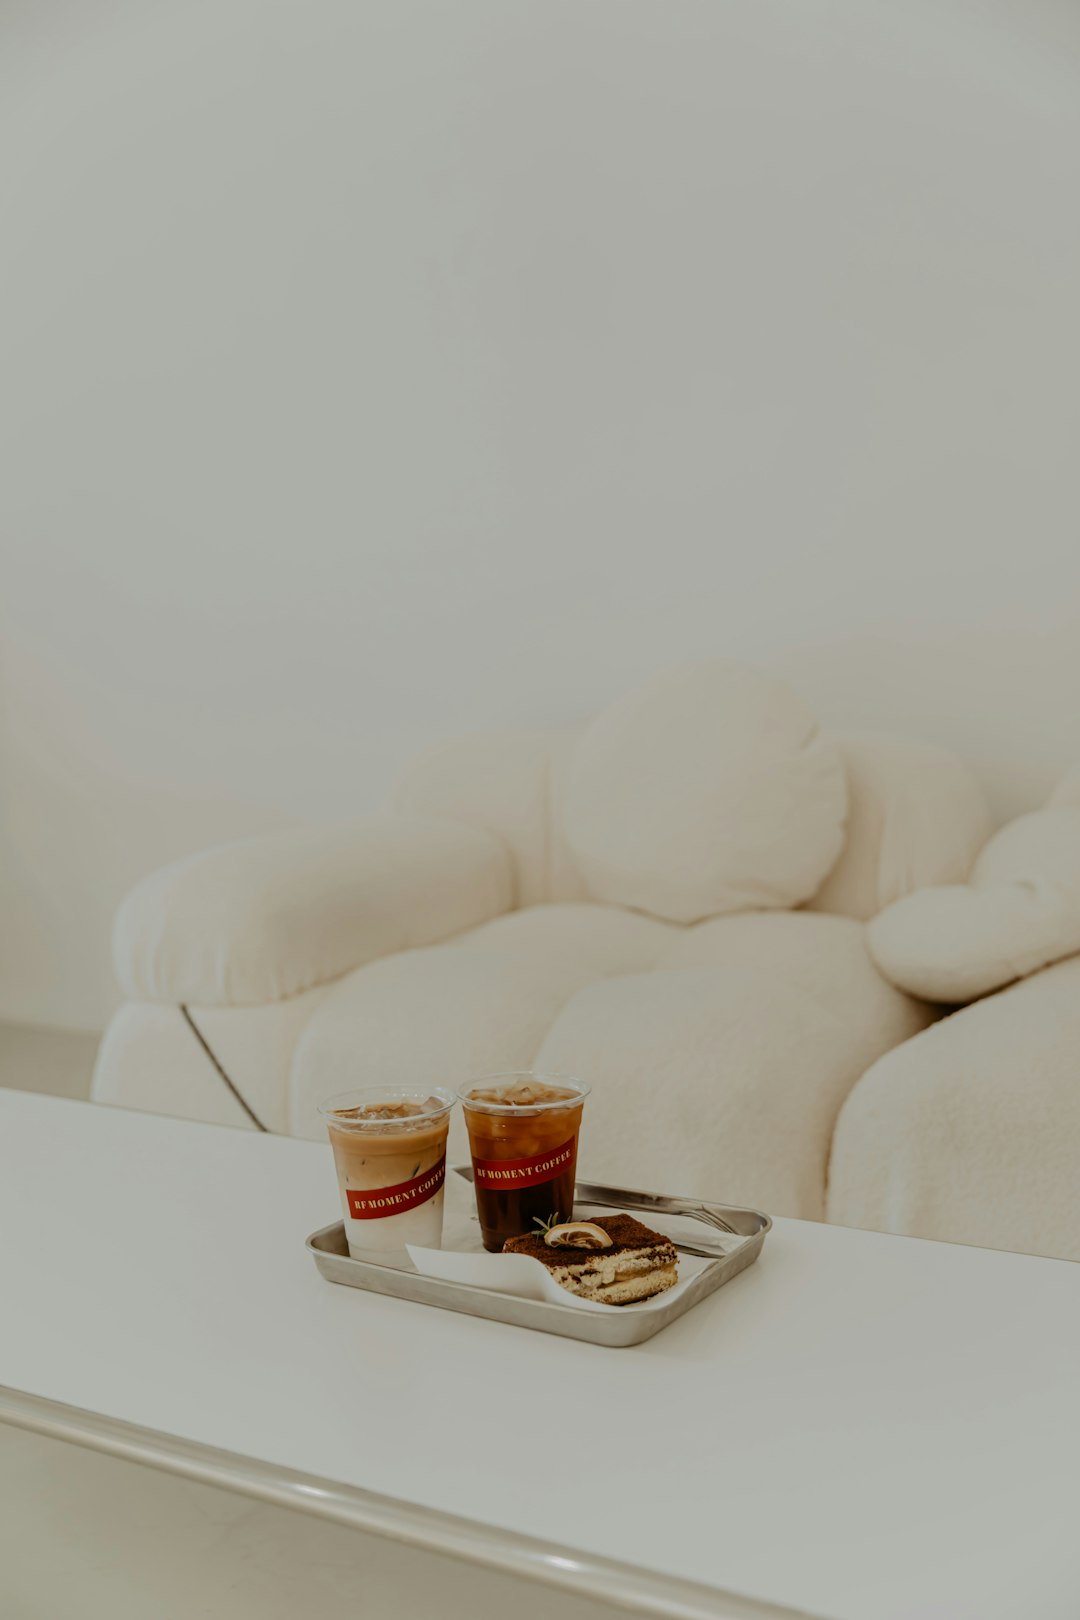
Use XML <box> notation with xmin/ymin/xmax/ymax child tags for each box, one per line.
<box><xmin>319</xmin><ymin>1087</ymin><xmax>455</xmax><ymax>1259</ymax></box>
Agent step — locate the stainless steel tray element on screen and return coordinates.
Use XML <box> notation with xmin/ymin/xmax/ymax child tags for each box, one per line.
<box><xmin>307</xmin><ymin>1166</ymin><xmax>770</xmax><ymax>1348</ymax></box>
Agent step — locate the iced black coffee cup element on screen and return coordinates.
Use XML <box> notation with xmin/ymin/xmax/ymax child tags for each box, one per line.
<box><xmin>457</xmin><ymin>1072</ymin><xmax>590</xmax><ymax>1252</ymax></box>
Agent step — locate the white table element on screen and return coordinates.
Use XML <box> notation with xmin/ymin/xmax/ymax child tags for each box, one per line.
<box><xmin>1</xmin><ymin>1090</ymin><xmax>1078</xmax><ymax>1620</ymax></box>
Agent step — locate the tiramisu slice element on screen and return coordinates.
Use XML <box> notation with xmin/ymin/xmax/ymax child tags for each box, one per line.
<box><xmin>504</xmin><ymin>1214</ymin><xmax>679</xmax><ymax>1305</ymax></box>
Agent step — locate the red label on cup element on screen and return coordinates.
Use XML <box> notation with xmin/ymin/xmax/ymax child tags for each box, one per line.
<box><xmin>471</xmin><ymin>1138</ymin><xmax>576</xmax><ymax>1192</ymax></box>
<box><xmin>346</xmin><ymin>1156</ymin><xmax>446</xmax><ymax>1220</ymax></box>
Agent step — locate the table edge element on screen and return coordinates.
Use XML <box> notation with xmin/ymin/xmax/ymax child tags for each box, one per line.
<box><xmin>0</xmin><ymin>1383</ymin><xmax>818</xmax><ymax>1620</ymax></box>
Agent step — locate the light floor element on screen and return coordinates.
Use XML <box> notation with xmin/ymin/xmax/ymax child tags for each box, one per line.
<box><xmin>0</xmin><ymin>1020</ymin><xmax>98</xmax><ymax>1102</ymax></box>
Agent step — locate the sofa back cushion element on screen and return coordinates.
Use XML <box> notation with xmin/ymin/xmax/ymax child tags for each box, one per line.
<box><xmin>805</xmin><ymin>731</ymin><xmax>993</xmax><ymax>922</ymax></box>
<box><xmin>561</xmin><ymin>661</ymin><xmax>848</xmax><ymax>924</ymax></box>
<box><xmin>394</xmin><ymin>670</ymin><xmax>992</xmax><ymax>928</ymax></box>
<box><xmin>393</xmin><ymin>727</ymin><xmax>587</xmax><ymax>908</ymax></box>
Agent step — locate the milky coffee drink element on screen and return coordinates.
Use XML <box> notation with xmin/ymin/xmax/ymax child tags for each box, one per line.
<box><xmin>320</xmin><ymin>1087</ymin><xmax>455</xmax><ymax>1259</ymax></box>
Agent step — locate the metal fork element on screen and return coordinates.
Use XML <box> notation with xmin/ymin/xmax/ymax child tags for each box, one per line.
<box><xmin>574</xmin><ymin>1181</ymin><xmax>743</xmax><ymax>1237</ymax></box>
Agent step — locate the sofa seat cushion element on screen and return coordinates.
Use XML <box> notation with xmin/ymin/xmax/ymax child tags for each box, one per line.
<box><xmin>533</xmin><ymin>913</ymin><xmax>932</xmax><ymax>1219</ymax></box>
<box><xmin>656</xmin><ymin>908</ymin><xmax>893</xmax><ymax>988</ymax></box>
<box><xmin>827</xmin><ymin>955</ymin><xmax>1080</xmax><ymax>1260</ymax></box>
<box><xmin>287</xmin><ymin>904</ymin><xmax>680</xmax><ymax>1153</ymax></box>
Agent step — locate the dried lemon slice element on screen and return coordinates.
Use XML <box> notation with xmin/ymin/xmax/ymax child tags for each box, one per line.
<box><xmin>543</xmin><ymin>1221</ymin><xmax>614</xmax><ymax>1250</ymax></box>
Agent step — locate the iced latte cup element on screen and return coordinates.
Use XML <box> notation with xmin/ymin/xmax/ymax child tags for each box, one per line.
<box><xmin>320</xmin><ymin>1087</ymin><xmax>455</xmax><ymax>1259</ymax></box>
<box><xmin>458</xmin><ymin>1072</ymin><xmax>589</xmax><ymax>1252</ymax></box>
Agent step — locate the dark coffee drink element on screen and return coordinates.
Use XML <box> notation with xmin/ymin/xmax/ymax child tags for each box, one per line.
<box><xmin>458</xmin><ymin>1073</ymin><xmax>589</xmax><ymax>1252</ymax></box>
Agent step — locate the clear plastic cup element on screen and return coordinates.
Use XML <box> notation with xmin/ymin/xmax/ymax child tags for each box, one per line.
<box><xmin>319</xmin><ymin>1086</ymin><xmax>456</xmax><ymax>1259</ymax></box>
<box><xmin>457</xmin><ymin>1071</ymin><xmax>590</xmax><ymax>1252</ymax></box>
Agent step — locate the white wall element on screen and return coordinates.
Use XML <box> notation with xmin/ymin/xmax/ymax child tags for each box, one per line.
<box><xmin>2</xmin><ymin>0</ymin><xmax>1080</xmax><ymax>1030</ymax></box>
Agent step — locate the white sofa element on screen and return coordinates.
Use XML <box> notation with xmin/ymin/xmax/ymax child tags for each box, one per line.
<box><xmin>93</xmin><ymin>661</ymin><xmax>992</xmax><ymax>1226</ymax></box>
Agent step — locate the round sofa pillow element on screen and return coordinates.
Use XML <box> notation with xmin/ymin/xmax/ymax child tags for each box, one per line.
<box><xmin>562</xmin><ymin>660</ymin><xmax>848</xmax><ymax>923</ymax></box>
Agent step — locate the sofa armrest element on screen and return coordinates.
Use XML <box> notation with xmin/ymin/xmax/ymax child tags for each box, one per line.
<box><xmin>826</xmin><ymin>954</ymin><xmax>1080</xmax><ymax>1259</ymax></box>
<box><xmin>868</xmin><ymin>807</ymin><xmax>1080</xmax><ymax>1002</ymax></box>
<box><xmin>114</xmin><ymin>815</ymin><xmax>514</xmax><ymax>1007</ymax></box>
